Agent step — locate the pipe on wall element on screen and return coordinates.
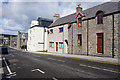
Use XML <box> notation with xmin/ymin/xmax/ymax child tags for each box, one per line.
<box><xmin>112</xmin><ymin>14</ymin><xmax>115</xmax><ymax>58</ymax></box>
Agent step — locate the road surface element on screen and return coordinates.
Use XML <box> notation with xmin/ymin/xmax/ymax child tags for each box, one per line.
<box><xmin>1</xmin><ymin>46</ymin><xmax>120</xmax><ymax>79</ymax></box>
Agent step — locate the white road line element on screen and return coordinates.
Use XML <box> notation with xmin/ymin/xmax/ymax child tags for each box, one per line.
<box><xmin>52</xmin><ymin>77</ymin><xmax>58</xmax><ymax>80</ymax></box>
<box><xmin>79</xmin><ymin>64</ymin><xmax>119</xmax><ymax>73</ymax></box>
<box><xmin>48</xmin><ymin>58</ymin><xmax>56</xmax><ymax>61</ymax></box>
<box><xmin>3</xmin><ymin>57</ymin><xmax>16</xmax><ymax>76</ymax></box>
<box><xmin>3</xmin><ymin>57</ymin><xmax>13</xmax><ymax>74</ymax></box>
<box><xmin>48</xmin><ymin>58</ymin><xmax>65</xmax><ymax>62</ymax></box>
<box><xmin>57</xmin><ymin>60</ymin><xmax>65</xmax><ymax>62</ymax></box>
<box><xmin>31</xmin><ymin>69</ymin><xmax>45</xmax><ymax>74</ymax></box>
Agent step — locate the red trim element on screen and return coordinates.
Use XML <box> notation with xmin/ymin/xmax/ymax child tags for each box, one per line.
<box><xmin>59</xmin><ymin>27</ymin><xmax>63</xmax><ymax>33</ymax></box>
<box><xmin>97</xmin><ymin>12</ymin><xmax>103</xmax><ymax>24</ymax></box>
<box><xmin>76</xmin><ymin>12</ymin><xmax>85</xmax><ymax>18</ymax></box>
<box><xmin>77</xmin><ymin>34</ymin><xmax>82</xmax><ymax>46</ymax></box>
<box><xmin>78</xmin><ymin>18</ymin><xmax>82</xmax><ymax>28</ymax></box>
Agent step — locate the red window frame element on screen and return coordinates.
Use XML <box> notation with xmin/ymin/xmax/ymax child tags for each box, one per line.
<box><xmin>50</xmin><ymin>29</ymin><xmax>53</xmax><ymax>34</ymax></box>
<box><xmin>78</xmin><ymin>18</ymin><xmax>82</xmax><ymax>28</ymax></box>
<box><xmin>97</xmin><ymin>12</ymin><xmax>103</xmax><ymax>24</ymax></box>
<box><xmin>59</xmin><ymin>42</ymin><xmax>63</xmax><ymax>49</ymax></box>
<box><xmin>77</xmin><ymin>34</ymin><xmax>82</xmax><ymax>46</ymax></box>
<box><xmin>49</xmin><ymin>42</ymin><xmax>54</xmax><ymax>48</ymax></box>
<box><xmin>59</xmin><ymin>27</ymin><xmax>63</xmax><ymax>33</ymax></box>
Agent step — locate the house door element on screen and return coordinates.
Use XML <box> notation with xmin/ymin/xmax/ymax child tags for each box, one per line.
<box><xmin>97</xmin><ymin>33</ymin><xmax>103</xmax><ymax>53</ymax></box>
<box><xmin>56</xmin><ymin>42</ymin><xmax>58</xmax><ymax>52</ymax></box>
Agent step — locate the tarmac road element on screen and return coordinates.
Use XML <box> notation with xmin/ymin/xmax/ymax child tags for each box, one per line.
<box><xmin>1</xmin><ymin>46</ymin><xmax>120</xmax><ymax>79</ymax></box>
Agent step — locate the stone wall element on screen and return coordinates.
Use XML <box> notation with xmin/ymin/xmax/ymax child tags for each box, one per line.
<box><xmin>68</xmin><ymin>13</ymin><xmax>119</xmax><ymax>57</ymax></box>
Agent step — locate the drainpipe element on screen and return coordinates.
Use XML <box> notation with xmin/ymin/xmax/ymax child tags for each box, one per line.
<box><xmin>87</xmin><ymin>20</ymin><xmax>89</xmax><ymax>56</ymax></box>
<box><xmin>71</xmin><ymin>24</ymin><xmax>73</xmax><ymax>54</ymax></box>
<box><xmin>43</xmin><ymin>26</ymin><xmax>45</xmax><ymax>51</ymax></box>
<box><xmin>63</xmin><ymin>25</ymin><xmax>64</xmax><ymax>54</ymax></box>
<box><xmin>112</xmin><ymin>14</ymin><xmax>114</xmax><ymax>58</ymax></box>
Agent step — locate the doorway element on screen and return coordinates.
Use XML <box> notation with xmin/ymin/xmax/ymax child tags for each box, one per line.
<box><xmin>97</xmin><ymin>33</ymin><xmax>104</xmax><ymax>54</ymax></box>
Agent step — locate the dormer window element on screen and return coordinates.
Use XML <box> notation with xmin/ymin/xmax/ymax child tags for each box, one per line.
<box><xmin>78</xmin><ymin>18</ymin><xmax>82</xmax><ymax>28</ymax></box>
<box><xmin>97</xmin><ymin>11</ymin><xmax>103</xmax><ymax>24</ymax></box>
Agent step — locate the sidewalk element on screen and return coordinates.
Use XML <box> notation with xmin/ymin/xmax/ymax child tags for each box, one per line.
<box><xmin>8</xmin><ymin>46</ymin><xmax>119</xmax><ymax>65</ymax></box>
<box><xmin>27</xmin><ymin>51</ymin><xmax>120</xmax><ymax>65</ymax></box>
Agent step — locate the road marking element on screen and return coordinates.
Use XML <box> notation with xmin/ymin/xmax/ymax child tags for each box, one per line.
<box><xmin>52</xmin><ymin>77</ymin><xmax>58</xmax><ymax>80</ymax></box>
<box><xmin>31</xmin><ymin>69</ymin><xmax>45</xmax><ymax>74</ymax></box>
<box><xmin>79</xmin><ymin>64</ymin><xmax>119</xmax><ymax>73</ymax></box>
<box><xmin>9</xmin><ymin>59</ymin><xmax>19</xmax><ymax>63</ymax></box>
<box><xmin>48</xmin><ymin>58</ymin><xmax>65</xmax><ymax>63</ymax></box>
<box><xmin>3</xmin><ymin>57</ymin><xmax>16</xmax><ymax>76</ymax></box>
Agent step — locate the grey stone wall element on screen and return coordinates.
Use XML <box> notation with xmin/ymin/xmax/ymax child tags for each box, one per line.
<box><xmin>68</xmin><ymin>13</ymin><xmax>119</xmax><ymax>57</ymax></box>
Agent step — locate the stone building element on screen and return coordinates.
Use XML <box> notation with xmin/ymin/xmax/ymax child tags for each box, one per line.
<box><xmin>68</xmin><ymin>2</ymin><xmax>120</xmax><ymax>58</ymax></box>
<box><xmin>27</xmin><ymin>17</ymin><xmax>52</xmax><ymax>51</ymax></box>
<box><xmin>48</xmin><ymin>2</ymin><xmax>120</xmax><ymax>58</ymax></box>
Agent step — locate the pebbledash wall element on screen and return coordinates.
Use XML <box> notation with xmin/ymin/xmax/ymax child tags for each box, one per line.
<box><xmin>68</xmin><ymin>2</ymin><xmax>120</xmax><ymax>58</ymax></box>
<box><xmin>47</xmin><ymin>24</ymin><xmax>68</xmax><ymax>54</ymax></box>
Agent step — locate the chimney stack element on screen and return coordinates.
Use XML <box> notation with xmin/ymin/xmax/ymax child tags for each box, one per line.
<box><xmin>53</xmin><ymin>14</ymin><xmax>60</xmax><ymax>22</ymax></box>
<box><xmin>76</xmin><ymin>4</ymin><xmax>82</xmax><ymax>13</ymax></box>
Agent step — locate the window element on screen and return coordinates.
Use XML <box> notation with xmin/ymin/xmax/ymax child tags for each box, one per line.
<box><xmin>78</xmin><ymin>18</ymin><xmax>82</xmax><ymax>28</ymax></box>
<box><xmin>50</xmin><ymin>42</ymin><xmax>54</xmax><ymax>48</ymax></box>
<box><xmin>59</xmin><ymin>27</ymin><xmax>63</xmax><ymax>33</ymax></box>
<box><xmin>59</xmin><ymin>42</ymin><xmax>63</xmax><ymax>49</ymax></box>
<box><xmin>50</xmin><ymin>29</ymin><xmax>53</xmax><ymax>34</ymax></box>
<box><xmin>23</xmin><ymin>39</ymin><xmax>25</xmax><ymax>42</ymax></box>
<box><xmin>97</xmin><ymin>11</ymin><xmax>103</xmax><ymax>24</ymax></box>
<box><xmin>77</xmin><ymin>34</ymin><xmax>82</xmax><ymax>46</ymax></box>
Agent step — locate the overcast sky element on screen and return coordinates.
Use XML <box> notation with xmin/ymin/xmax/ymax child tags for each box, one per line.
<box><xmin>0</xmin><ymin>0</ymin><xmax>112</xmax><ymax>35</ymax></box>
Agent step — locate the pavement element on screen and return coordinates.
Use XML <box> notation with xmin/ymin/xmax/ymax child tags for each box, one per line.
<box><xmin>2</xmin><ymin>47</ymin><xmax>120</xmax><ymax>79</ymax></box>
<box><xmin>26</xmin><ymin>51</ymin><xmax>120</xmax><ymax>65</ymax></box>
<box><xmin>9</xmin><ymin>45</ymin><xmax>120</xmax><ymax>65</ymax></box>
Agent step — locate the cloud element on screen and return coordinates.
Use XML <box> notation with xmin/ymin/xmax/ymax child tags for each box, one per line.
<box><xmin>1</xmin><ymin>1</ymin><xmax>110</xmax><ymax>35</ymax></box>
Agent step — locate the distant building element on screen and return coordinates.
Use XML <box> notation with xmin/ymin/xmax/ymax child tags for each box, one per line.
<box><xmin>27</xmin><ymin>17</ymin><xmax>53</xmax><ymax>52</ymax></box>
<box><xmin>0</xmin><ymin>34</ymin><xmax>17</xmax><ymax>46</ymax></box>
<box><xmin>17</xmin><ymin>31</ymin><xmax>28</xmax><ymax>49</ymax></box>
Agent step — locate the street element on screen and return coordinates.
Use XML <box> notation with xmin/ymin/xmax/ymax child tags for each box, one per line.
<box><xmin>1</xmin><ymin>47</ymin><xmax>120</xmax><ymax>79</ymax></box>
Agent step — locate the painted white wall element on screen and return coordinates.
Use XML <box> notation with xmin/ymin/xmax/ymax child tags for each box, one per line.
<box><xmin>48</xmin><ymin>24</ymin><xmax>68</xmax><ymax>54</ymax></box>
<box><xmin>30</xmin><ymin>21</ymin><xmax>39</xmax><ymax>27</ymax></box>
<box><xmin>27</xmin><ymin>27</ymin><xmax>47</xmax><ymax>52</ymax></box>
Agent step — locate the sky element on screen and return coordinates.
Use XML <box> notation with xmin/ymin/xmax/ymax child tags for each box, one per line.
<box><xmin>0</xmin><ymin>0</ymin><xmax>112</xmax><ymax>35</ymax></box>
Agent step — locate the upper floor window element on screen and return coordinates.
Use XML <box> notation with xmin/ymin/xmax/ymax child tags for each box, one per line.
<box><xmin>50</xmin><ymin>29</ymin><xmax>53</xmax><ymax>34</ymax></box>
<box><xmin>97</xmin><ymin>11</ymin><xmax>103</xmax><ymax>24</ymax></box>
<box><xmin>59</xmin><ymin>27</ymin><xmax>63</xmax><ymax>33</ymax></box>
<box><xmin>77</xmin><ymin>34</ymin><xmax>82</xmax><ymax>46</ymax></box>
<box><xmin>78</xmin><ymin>18</ymin><xmax>82</xmax><ymax>28</ymax></box>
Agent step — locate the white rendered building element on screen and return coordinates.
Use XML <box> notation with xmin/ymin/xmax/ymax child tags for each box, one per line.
<box><xmin>27</xmin><ymin>18</ymin><xmax>53</xmax><ymax>52</ymax></box>
<box><xmin>47</xmin><ymin>14</ymin><xmax>69</xmax><ymax>54</ymax></box>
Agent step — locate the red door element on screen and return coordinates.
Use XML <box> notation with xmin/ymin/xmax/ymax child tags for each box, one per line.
<box><xmin>56</xmin><ymin>42</ymin><xmax>58</xmax><ymax>52</ymax></box>
<box><xmin>97</xmin><ymin>33</ymin><xmax>103</xmax><ymax>53</ymax></box>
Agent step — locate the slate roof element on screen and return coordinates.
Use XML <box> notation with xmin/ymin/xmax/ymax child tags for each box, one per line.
<box><xmin>49</xmin><ymin>2</ymin><xmax>120</xmax><ymax>28</ymax></box>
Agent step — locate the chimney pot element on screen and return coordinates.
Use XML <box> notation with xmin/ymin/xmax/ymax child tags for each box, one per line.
<box><xmin>78</xmin><ymin>4</ymin><xmax>81</xmax><ymax>7</ymax></box>
<box><xmin>76</xmin><ymin>4</ymin><xmax>82</xmax><ymax>13</ymax></box>
<box><xmin>53</xmin><ymin>13</ymin><xmax>60</xmax><ymax>22</ymax></box>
